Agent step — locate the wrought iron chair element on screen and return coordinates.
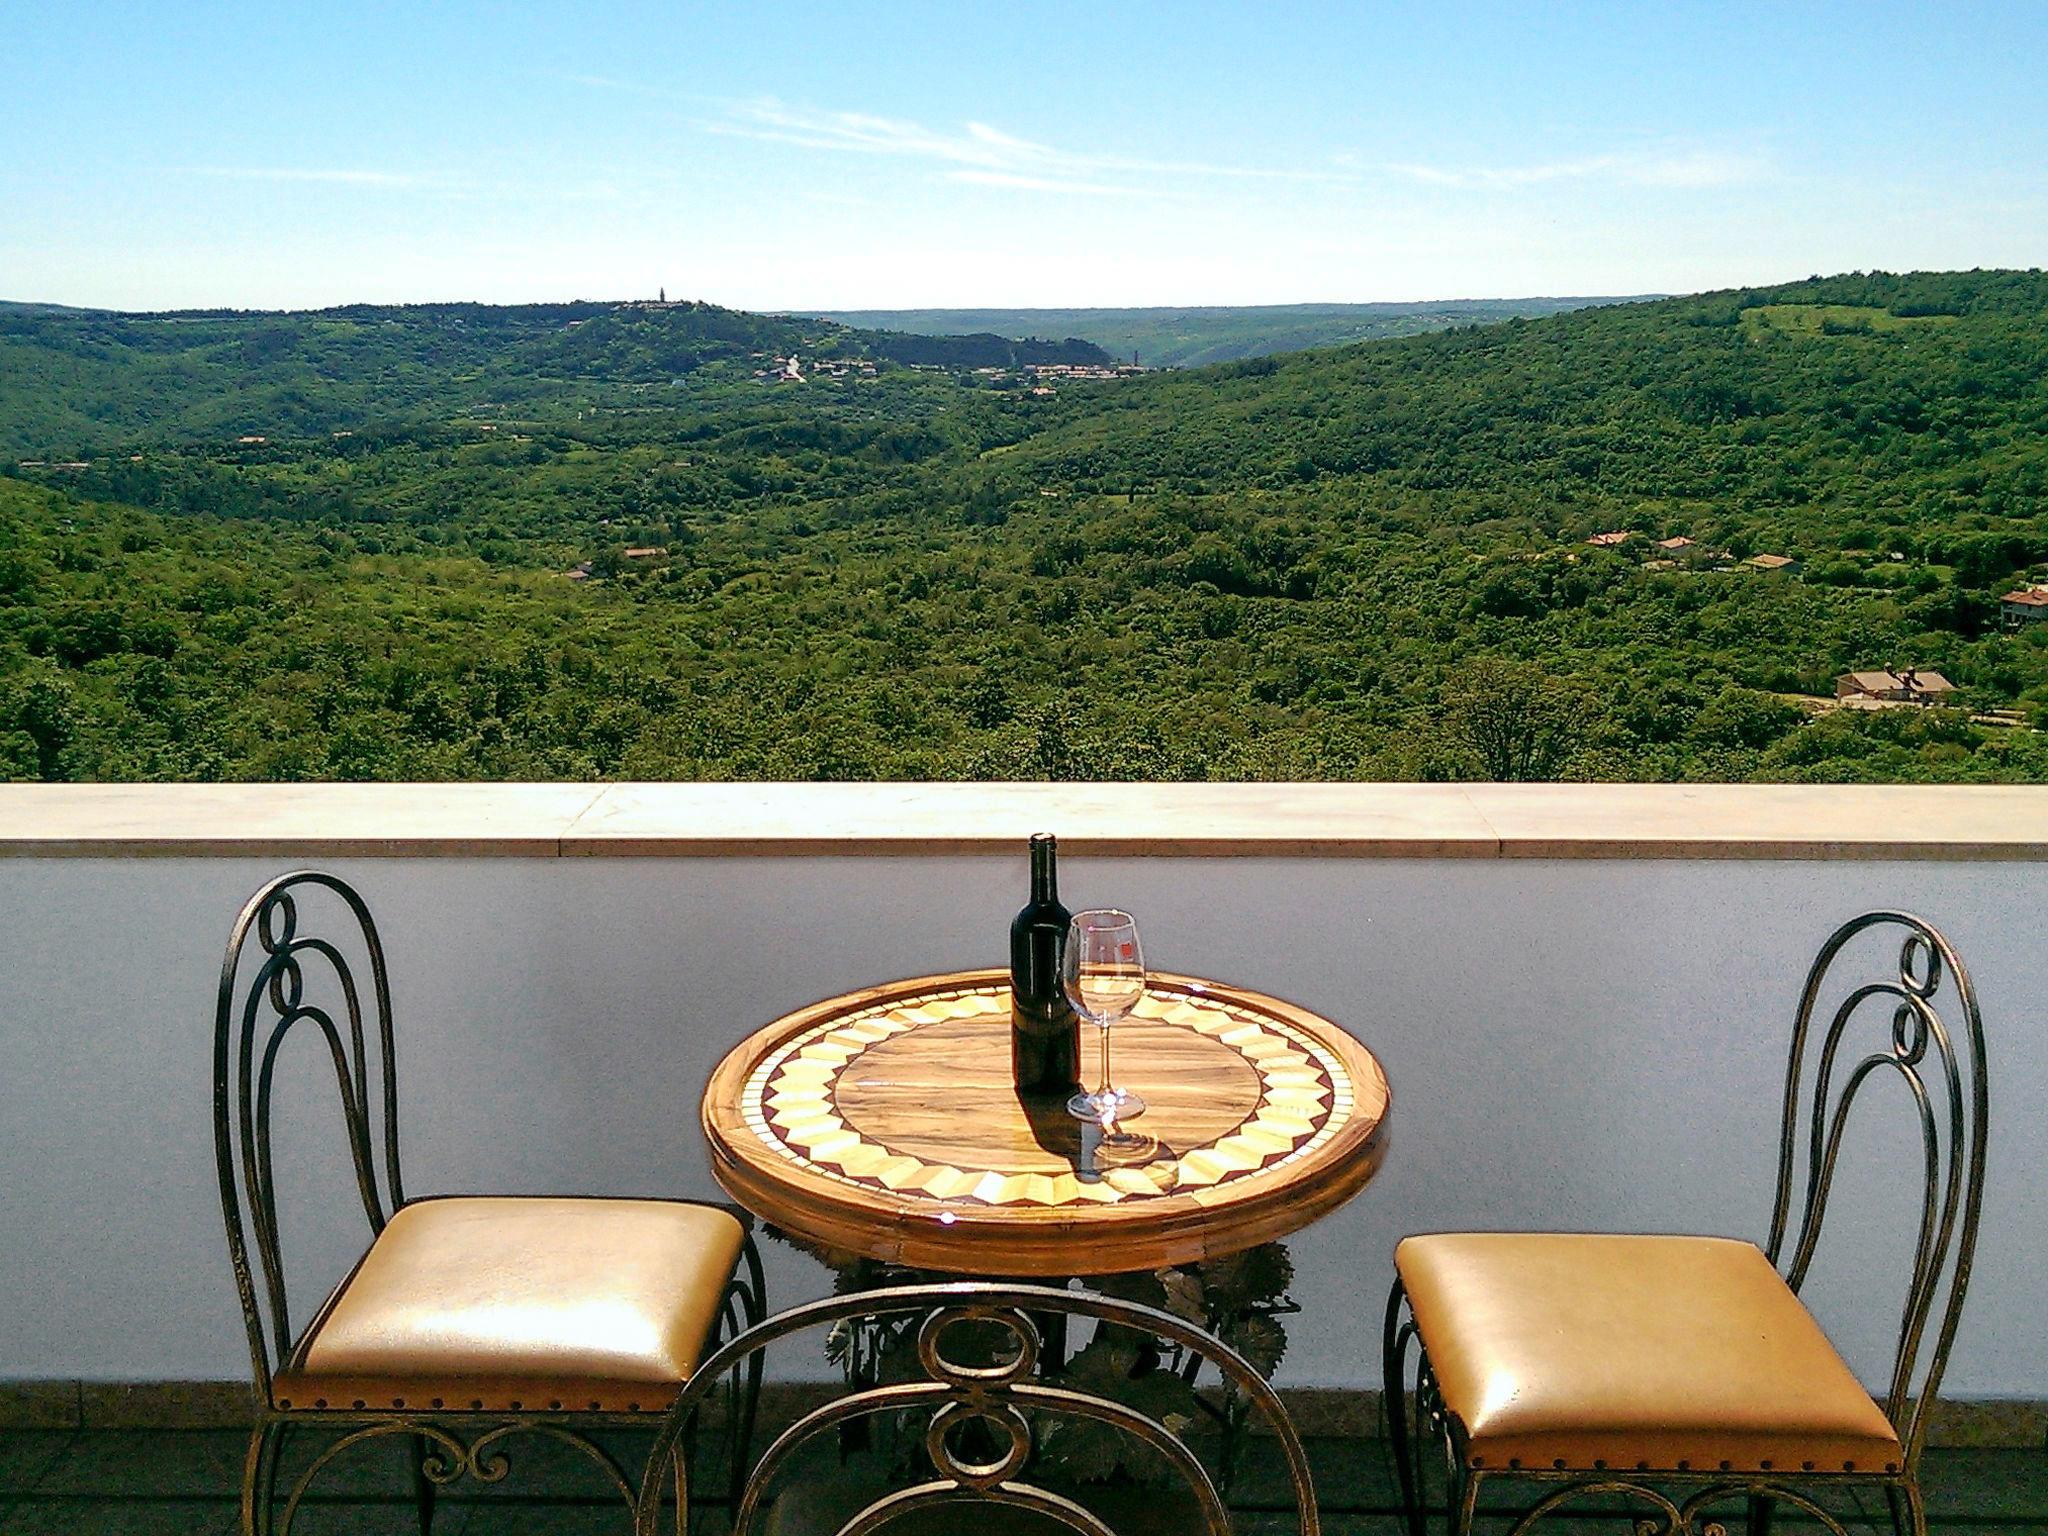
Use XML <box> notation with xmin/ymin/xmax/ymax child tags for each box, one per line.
<box><xmin>1384</xmin><ymin>911</ymin><xmax>1988</xmax><ymax>1536</ymax></box>
<box><xmin>215</xmin><ymin>869</ymin><xmax>766</xmax><ymax>1535</ymax></box>
<box><xmin>632</xmin><ymin>1279</ymin><xmax>1322</xmax><ymax>1535</ymax></box>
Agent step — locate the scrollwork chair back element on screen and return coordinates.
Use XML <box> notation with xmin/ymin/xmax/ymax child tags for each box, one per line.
<box><xmin>214</xmin><ymin>869</ymin><xmax>402</xmax><ymax>1399</ymax></box>
<box><xmin>634</xmin><ymin>1281</ymin><xmax>1320</xmax><ymax>1536</ymax></box>
<box><xmin>1764</xmin><ymin>910</ymin><xmax>1990</xmax><ymax>1469</ymax></box>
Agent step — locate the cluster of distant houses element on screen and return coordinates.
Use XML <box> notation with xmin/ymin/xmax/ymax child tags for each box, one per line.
<box><xmin>1583</xmin><ymin>530</ymin><xmax>1800</xmax><ymax>574</ymax></box>
<box><xmin>751</xmin><ymin>355</ymin><xmax>879</xmax><ymax>383</ymax></box>
<box><xmin>744</xmin><ymin>355</ymin><xmax>1144</xmax><ymax>392</ymax></box>
<box><xmin>1011</xmin><ymin>362</ymin><xmax>1147</xmax><ymax>382</ymax></box>
<box><xmin>1584</xmin><ymin>529</ymin><xmax>2048</xmax><ymax>638</ymax></box>
<box><xmin>915</xmin><ymin>361</ymin><xmax>1147</xmax><ymax>387</ymax></box>
<box><xmin>1575</xmin><ymin>529</ymin><xmax>2032</xmax><ymax>715</ymax></box>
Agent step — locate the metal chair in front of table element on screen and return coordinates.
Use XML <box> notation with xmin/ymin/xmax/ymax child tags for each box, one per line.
<box><xmin>214</xmin><ymin>869</ymin><xmax>766</xmax><ymax>1535</ymax></box>
<box><xmin>632</xmin><ymin>1279</ymin><xmax>1323</xmax><ymax>1535</ymax></box>
<box><xmin>1383</xmin><ymin>910</ymin><xmax>1988</xmax><ymax>1536</ymax></box>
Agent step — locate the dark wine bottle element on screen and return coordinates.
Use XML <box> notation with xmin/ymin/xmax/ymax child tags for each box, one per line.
<box><xmin>1010</xmin><ymin>832</ymin><xmax>1080</xmax><ymax>1096</ymax></box>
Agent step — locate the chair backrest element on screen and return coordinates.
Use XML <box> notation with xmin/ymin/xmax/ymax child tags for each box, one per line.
<box><xmin>635</xmin><ymin>1280</ymin><xmax>1319</xmax><ymax>1536</ymax></box>
<box><xmin>213</xmin><ymin>869</ymin><xmax>404</xmax><ymax>1394</ymax></box>
<box><xmin>1764</xmin><ymin>910</ymin><xmax>1988</xmax><ymax>1467</ymax></box>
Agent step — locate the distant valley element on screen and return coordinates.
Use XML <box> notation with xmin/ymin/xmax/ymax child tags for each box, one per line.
<box><xmin>816</xmin><ymin>298</ymin><xmax>1653</xmax><ymax>368</ymax></box>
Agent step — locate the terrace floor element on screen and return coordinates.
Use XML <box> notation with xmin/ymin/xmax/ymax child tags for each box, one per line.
<box><xmin>2</xmin><ymin>1430</ymin><xmax>2045</xmax><ymax>1535</ymax></box>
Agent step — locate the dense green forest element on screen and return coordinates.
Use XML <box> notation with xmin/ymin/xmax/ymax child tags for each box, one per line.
<box><xmin>821</xmin><ymin>298</ymin><xmax>1645</xmax><ymax>368</ymax></box>
<box><xmin>2</xmin><ymin>270</ymin><xmax>2046</xmax><ymax>784</ymax></box>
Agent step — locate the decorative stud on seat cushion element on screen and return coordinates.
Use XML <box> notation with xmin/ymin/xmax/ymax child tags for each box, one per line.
<box><xmin>1396</xmin><ymin>1232</ymin><xmax>1901</xmax><ymax>1475</ymax></box>
<box><xmin>273</xmin><ymin>1197</ymin><xmax>746</xmax><ymax>1414</ymax></box>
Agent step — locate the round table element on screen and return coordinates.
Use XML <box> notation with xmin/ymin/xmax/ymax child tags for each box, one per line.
<box><xmin>701</xmin><ymin>969</ymin><xmax>1391</xmax><ymax>1275</ymax></box>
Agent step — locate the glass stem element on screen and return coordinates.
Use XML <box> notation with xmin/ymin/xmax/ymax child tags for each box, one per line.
<box><xmin>1098</xmin><ymin>1021</ymin><xmax>1112</xmax><ymax>1100</ymax></box>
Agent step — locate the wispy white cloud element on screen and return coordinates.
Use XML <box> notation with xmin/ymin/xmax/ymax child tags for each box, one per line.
<box><xmin>585</xmin><ymin>83</ymin><xmax>1764</xmax><ymax>206</ymax></box>
<box><xmin>183</xmin><ymin>166</ymin><xmax>427</xmax><ymax>188</ymax></box>
<box><xmin>703</xmin><ymin>99</ymin><xmax>1059</xmax><ymax>172</ymax></box>
<box><xmin>696</xmin><ymin>96</ymin><xmax>1351</xmax><ymax>193</ymax></box>
<box><xmin>1390</xmin><ymin>147</ymin><xmax>1766</xmax><ymax>190</ymax></box>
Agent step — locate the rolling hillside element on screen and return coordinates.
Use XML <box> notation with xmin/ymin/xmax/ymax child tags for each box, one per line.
<box><xmin>972</xmin><ymin>273</ymin><xmax>2048</xmax><ymax>517</ymax></box>
<box><xmin>0</xmin><ymin>299</ymin><xmax>1110</xmax><ymax>454</ymax></box>
<box><xmin>4</xmin><ymin>269</ymin><xmax>2047</xmax><ymax>785</ymax></box>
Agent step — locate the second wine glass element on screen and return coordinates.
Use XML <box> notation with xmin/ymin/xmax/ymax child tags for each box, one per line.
<box><xmin>1063</xmin><ymin>908</ymin><xmax>1147</xmax><ymax>1131</ymax></box>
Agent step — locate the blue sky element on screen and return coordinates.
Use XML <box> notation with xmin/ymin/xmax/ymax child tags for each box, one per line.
<box><xmin>3</xmin><ymin>1</ymin><xmax>2044</xmax><ymax>310</ymax></box>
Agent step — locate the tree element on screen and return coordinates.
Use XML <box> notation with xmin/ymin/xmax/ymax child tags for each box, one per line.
<box><xmin>2</xmin><ymin>668</ymin><xmax>78</xmax><ymax>780</ymax></box>
<box><xmin>1440</xmin><ymin>658</ymin><xmax>1590</xmax><ymax>781</ymax></box>
<box><xmin>1689</xmin><ymin>687</ymin><xmax>1802</xmax><ymax>750</ymax></box>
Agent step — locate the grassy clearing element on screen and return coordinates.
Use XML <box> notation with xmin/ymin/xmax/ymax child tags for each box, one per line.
<box><xmin>1743</xmin><ymin>303</ymin><xmax>1959</xmax><ymax>339</ymax></box>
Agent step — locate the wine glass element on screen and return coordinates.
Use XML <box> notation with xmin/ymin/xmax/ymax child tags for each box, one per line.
<box><xmin>1063</xmin><ymin>909</ymin><xmax>1147</xmax><ymax>1134</ymax></box>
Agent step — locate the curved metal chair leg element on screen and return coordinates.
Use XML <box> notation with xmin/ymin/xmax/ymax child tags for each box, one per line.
<box><xmin>1384</xmin><ymin>1278</ymin><xmax>1427</xmax><ymax>1536</ymax></box>
<box><xmin>725</xmin><ymin>1229</ymin><xmax>768</xmax><ymax>1514</ymax></box>
<box><xmin>1890</xmin><ymin>1482</ymin><xmax>1926</xmax><ymax>1536</ymax></box>
<box><xmin>1451</xmin><ymin>1466</ymin><xmax>1481</xmax><ymax>1536</ymax></box>
<box><xmin>410</xmin><ymin>1432</ymin><xmax>438</xmax><ymax>1534</ymax></box>
<box><xmin>239</xmin><ymin>1424</ymin><xmax>262</xmax><ymax>1536</ymax></box>
<box><xmin>678</xmin><ymin>1405</ymin><xmax>702</xmax><ymax>1517</ymax></box>
<box><xmin>242</xmin><ymin>1421</ymin><xmax>284</xmax><ymax>1536</ymax></box>
<box><xmin>264</xmin><ymin>1423</ymin><xmax>289</xmax><ymax>1536</ymax></box>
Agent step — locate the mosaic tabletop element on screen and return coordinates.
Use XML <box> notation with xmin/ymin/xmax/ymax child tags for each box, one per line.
<box><xmin>701</xmin><ymin>970</ymin><xmax>1390</xmax><ymax>1275</ymax></box>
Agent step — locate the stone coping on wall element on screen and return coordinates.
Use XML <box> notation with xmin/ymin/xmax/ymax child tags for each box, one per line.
<box><xmin>2</xmin><ymin>781</ymin><xmax>2047</xmax><ymax>859</ymax></box>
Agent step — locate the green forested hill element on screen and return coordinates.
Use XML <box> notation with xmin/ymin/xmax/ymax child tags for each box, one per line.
<box><xmin>3</xmin><ymin>270</ymin><xmax>2046</xmax><ymax>785</ymax></box>
<box><xmin>0</xmin><ymin>299</ymin><xmax>1110</xmax><ymax>455</ymax></box>
<box><xmin>989</xmin><ymin>271</ymin><xmax>2047</xmax><ymax>510</ymax></box>
<box><xmin>821</xmin><ymin>298</ymin><xmax>1647</xmax><ymax>367</ymax></box>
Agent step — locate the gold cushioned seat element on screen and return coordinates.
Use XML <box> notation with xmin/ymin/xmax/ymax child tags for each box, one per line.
<box><xmin>273</xmin><ymin>1197</ymin><xmax>745</xmax><ymax>1414</ymax></box>
<box><xmin>1396</xmin><ymin>1232</ymin><xmax>1901</xmax><ymax>1475</ymax></box>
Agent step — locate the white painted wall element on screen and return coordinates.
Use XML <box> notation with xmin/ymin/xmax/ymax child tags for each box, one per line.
<box><xmin>0</xmin><ymin>852</ymin><xmax>2038</xmax><ymax>1395</ymax></box>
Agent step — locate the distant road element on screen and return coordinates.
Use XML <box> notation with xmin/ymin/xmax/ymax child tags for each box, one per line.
<box><xmin>814</xmin><ymin>297</ymin><xmax>1658</xmax><ymax>368</ymax></box>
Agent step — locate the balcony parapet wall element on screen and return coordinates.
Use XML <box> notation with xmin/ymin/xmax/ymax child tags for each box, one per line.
<box><xmin>2</xmin><ymin>781</ymin><xmax>2045</xmax><ymax>1405</ymax></box>
<box><xmin>4</xmin><ymin>780</ymin><xmax>2047</xmax><ymax>859</ymax></box>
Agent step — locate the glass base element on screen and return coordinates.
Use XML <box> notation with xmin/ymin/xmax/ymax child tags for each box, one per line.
<box><xmin>1067</xmin><ymin>1086</ymin><xmax>1146</xmax><ymax>1127</ymax></box>
<box><xmin>1080</xmin><ymin>1119</ymin><xmax>1159</xmax><ymax>1168</ymax></box>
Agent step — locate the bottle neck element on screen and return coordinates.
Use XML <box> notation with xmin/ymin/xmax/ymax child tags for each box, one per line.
<box><xmin>1029</xmin><ymin>836</ymin><xmax>1059</xmax><ymax>905</ymax></box>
